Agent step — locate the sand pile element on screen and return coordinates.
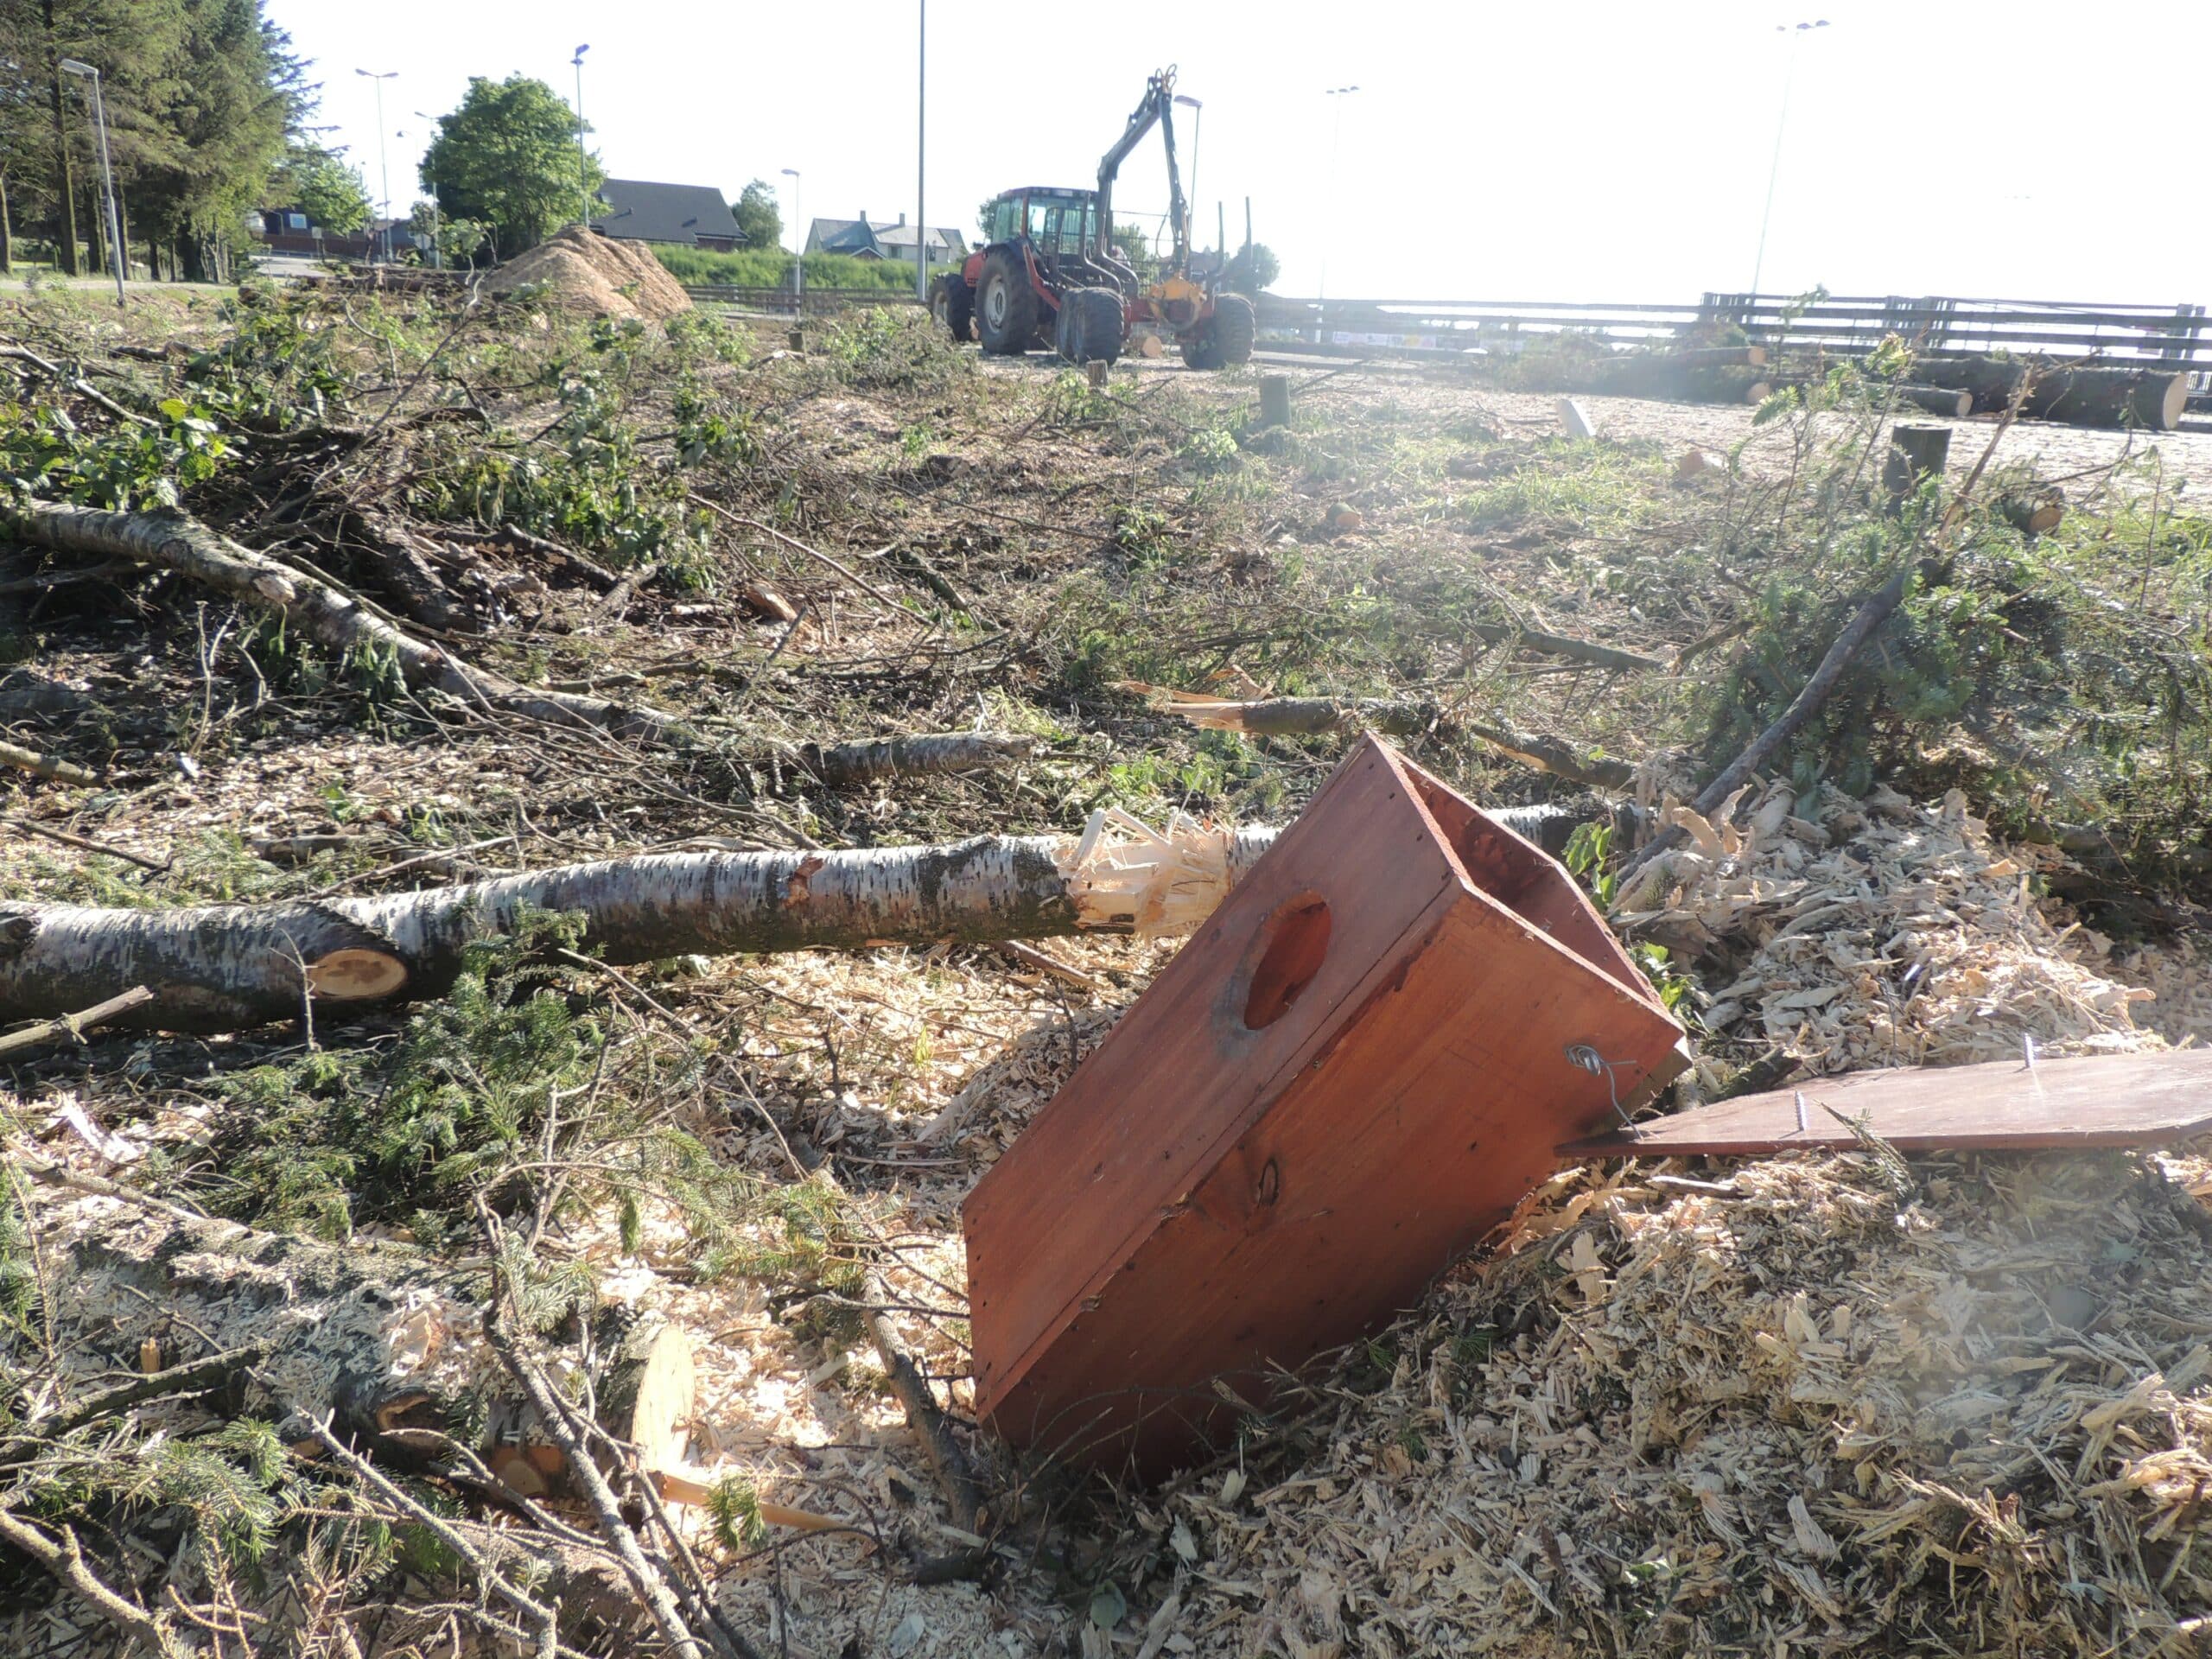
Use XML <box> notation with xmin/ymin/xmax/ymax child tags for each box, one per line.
<box><xmin>1614</xmin><ymin>779</ymin><xmax>2158</xmax><ymax>1072</ymax></box>
<box><xmin>484</xmin><ymin>226</ymin><xmax>693</xmax><ymax>321</ymax></box>
<box><xmin>1154</xmin><ymin>1149</ymin><xmax>2212</xmax><ymax>1656</ymax></box>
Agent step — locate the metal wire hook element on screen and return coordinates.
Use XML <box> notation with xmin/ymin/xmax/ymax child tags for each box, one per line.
<box><xmin>1564</xmin><ymin>1042</ymin><xmax>1638</xmax><ymax>1132</ymax></box>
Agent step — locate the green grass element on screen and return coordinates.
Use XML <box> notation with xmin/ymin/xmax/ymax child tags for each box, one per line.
<box><xmin>650</xmin><ymin>245</ymin><xmax>956</xmax><ymax>291</ymax></box>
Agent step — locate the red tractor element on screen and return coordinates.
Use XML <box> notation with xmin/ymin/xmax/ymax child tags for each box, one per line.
<box><xmin>929</xmin><ymin>67</ymin><xmax>1255</xmax><ymax>372</ymax></box>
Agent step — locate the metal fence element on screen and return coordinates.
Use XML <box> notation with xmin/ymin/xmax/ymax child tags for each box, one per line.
<box><xmin>680</xmin><ymin>284</ymin><xmax>920</xmax><ymax>315</ymax></box>
<box><xmin>1255</xmin><ymin>291</ymin><xmax>2212</xmax><ymax>401</ymax></box>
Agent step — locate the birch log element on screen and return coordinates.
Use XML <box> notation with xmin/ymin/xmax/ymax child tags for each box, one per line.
<box><xmin>0</xmin><ymin>799</ymin><xmax>1593</xmax><ymax>1032</ymax></box>
<box><xmin>0</xmin><ymin>503</ymin><xmax>691</xmax><ymax>745</ymax></box>
<box><xmin>0</xmin><ymin>824</ymin><xmax>1272</xmax><ymax>1030</ymax></box>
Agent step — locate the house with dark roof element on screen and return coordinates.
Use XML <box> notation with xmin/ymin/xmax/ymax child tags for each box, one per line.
<box><xmin>588</xmin><ymin>180</ymin><xmax>744</xmax><ymax>251</ymax></box>
<box><xmin>804</xmin><ymin>211</ymin><xmax>965</xmax><ymax>267</ymax></box>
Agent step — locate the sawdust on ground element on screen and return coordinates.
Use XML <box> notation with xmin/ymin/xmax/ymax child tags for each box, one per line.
<box><xmin>484</xmin><ymin>226</ymin><xmax>693</xmax><ymax>321</ymax></box>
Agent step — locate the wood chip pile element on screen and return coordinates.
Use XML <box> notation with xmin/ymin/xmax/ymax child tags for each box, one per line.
<box><xmin>1152</xmin><ymin>1149</ymin><xmax>2212</xmax><ymax>1656</ymax></box>
<box><xmin>1616</xmin><ymin>780</ymin><xmax>2158</xmax><ymax>1071</ymax></box>
<box><xmin>483</xmin><ymin>225</ymin><xmax>695</xmax><ymax>321</ymax></box>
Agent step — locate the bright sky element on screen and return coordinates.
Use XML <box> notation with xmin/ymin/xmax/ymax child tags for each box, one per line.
<box><xmin>275</xmin><ymin>0</ymin><xmax>2212</xmax><ymax>303</ymax></box>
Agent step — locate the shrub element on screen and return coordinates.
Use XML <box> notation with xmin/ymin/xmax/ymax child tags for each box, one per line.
<box><xmin>650</xmin><ymin>245</ymin><xmax>957</xmax><ymax>291</ymax></box>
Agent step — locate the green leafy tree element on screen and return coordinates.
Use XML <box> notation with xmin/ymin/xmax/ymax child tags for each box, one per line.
<box><xmin>731</xmin><ymin>178</ymin><xmax>780</xmax><ymax>249</ymax></box>
<box><xmin>420</xmin><ymin>74</ymin><xmax>601</xmax><ymax>258</ymax></box>
<box><xmin>408</xmin><ymin>198</ymin><xmax>487</xmax><ymax>267</ymax></box>
<box><xmin>1112</xmin><ymin>221</ymin><xmax>1157</xmax><ymax>275</ymax></box>
<box><xmin>278</xmin><ymin>143</ymin><xmax>368</xmax><ymax>234</ymax></box>
<box><xmin>1224</xmin><ymin>241</ymin><xmax>1281</xmax><ymax>296</ymax></box>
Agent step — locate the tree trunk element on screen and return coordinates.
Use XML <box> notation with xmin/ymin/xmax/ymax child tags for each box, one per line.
<box><xmin>1593</xmin><ymin>359</ymin><xmax>1770</xmax><ymax>404</ymax></box>
<box><xmin>9</xmin><ymin>1176</ymin><xmax>696</xmax><ymax>1497</ymax></box>
<box><xmin>0</xmin><ymin>823</ymin><xmax>1279</xmax><ymax>1030</ymax></box>
<box><xmin>0</xmin><ymin>172</ymin><xmax>11</xmax><ymax>275</ymax></box>
<box><xmin>0</xmin><ymin>502</ymin><xmax>692</xmax><ymax>745</ymax></box>
<box><xmin>0</xmin><ymin>797</ymin><xmax>1590</xmax><ymax>1033</ymax></box>
<box><xmin>1883</xmin><ymin>382</ymin><xmax>1972</xmax><ymax>417</ymax></box>
<box><xmin>806</xmin><ymin>732</ymin><xmax>1042</xmax><ymax>785</ymax></box>
<box><xmin>46</xmin><ymin>55</ymin><xmax>78</xmax><ymax>276</ymax></box>
<box><xmin>1907</xmin><ymin>356</ymin><xmax>2027</xmax><ymax>413</ymax></box>
<box><xmin>82</xmin><ymin>183</ymin><xmax>101</xmax><ymax>276</ymax></box>
<box><xmin>2022</xmin><ymin>366</ymin><xmax>2188</xmax><ymax>433</ymax></box>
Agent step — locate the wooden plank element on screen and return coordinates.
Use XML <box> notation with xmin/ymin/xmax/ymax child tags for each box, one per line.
<box><xmin>964</xmin><ymin>738</ymin><xmax>1686</xmax><ymax>1471</ymax></box>
<box><xmin>1559</xmin><ymin>1052</ymin><xmax>2212</xmax><ymax>1158</ymax></box>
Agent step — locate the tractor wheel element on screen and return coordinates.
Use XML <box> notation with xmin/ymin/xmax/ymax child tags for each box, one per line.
<box><xmin>976</xmin><ymin>249</ymin><xmax>1038</xmax><ymax>356</ymax></box>
<box><xmin>930</xmin><ymin>275</ymin><xmax>974</xmax><ymax>342</ymax></box>
<box><xmin>1056</xmin><ymin>287</ymin><xmax>1124</xmax><ymax>365</ymax></box>
<box><xmin>1180</xmin><ymin>293</ymin><xmax>1256</xmax><ymax>371</ymax></box>
<box><xmin>1211</xmin><ymin>293</ymin><xmax>1256</xmax><ymax>366</ymax></box>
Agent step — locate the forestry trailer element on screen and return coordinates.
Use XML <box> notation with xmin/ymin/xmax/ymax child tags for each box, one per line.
<box><xmin>929</xmin><ymin>67</ymin><xmax>1255</xmax><ymax>371</ymax></box>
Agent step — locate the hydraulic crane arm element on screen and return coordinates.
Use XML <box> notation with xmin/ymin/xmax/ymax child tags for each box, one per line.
<box><xmin>1091</xmin><ymin>67</ymin><xmax>1189</xmax><ymax>277</ymax></box>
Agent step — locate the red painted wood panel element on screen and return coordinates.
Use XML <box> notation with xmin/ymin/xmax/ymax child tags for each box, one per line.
<box><xmin>964</xmin><ymin>739</ymin><xmax>1687</xmax><ymax>1471</ymax></box>
<box><xmin>1560</xmin><ymin>1051</ymin><xmax>2212</xmax><ymax>1157</ymax></box>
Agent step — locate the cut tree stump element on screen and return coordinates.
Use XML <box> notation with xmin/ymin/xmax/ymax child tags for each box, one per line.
<box><xmin>1884</xmin><ymin>423</ymin><xmax>1952</xmax><ymax>511</ymax></box>
<box><xmin>1556</xmin><ymin>397</ymin><xmax>1597</xmax><ymax>439</ymax></box>
<box><xmin>962</xmin><ymin>737</ymin><xmax>1686</xmax><ymax>1474</ymax></box>
<box><xmin>1257</xmin><ymin>374</ymin><xmax>1292</xmax><ymax>429</ymax></box>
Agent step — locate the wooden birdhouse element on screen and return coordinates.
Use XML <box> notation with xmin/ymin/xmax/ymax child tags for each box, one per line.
<box><xmin>962</xmin><ymin>736</ymin><xmax>1687</xmax><ymax>1473</ymax></box>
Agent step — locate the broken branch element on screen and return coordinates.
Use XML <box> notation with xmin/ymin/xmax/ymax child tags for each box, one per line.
<box><xmin>0</xmin><ymin>503</ymin><xmax>693</xmax><ymax>747</ymax></box>
<box><xmin>0</xmin><ymin>986</ymin><xmax>156</xmax><ymax>1059</ymax></box>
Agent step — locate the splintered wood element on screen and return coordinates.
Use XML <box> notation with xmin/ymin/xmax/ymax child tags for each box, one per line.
<box><xmin>1616</xmin><ymin>779</ymin><xmax>2158</xmax><ymax>1073</ymax></box>
<box><xmin>1058</xmin><ymin>805</ymin><xmax>1246</xmax><ymax>938</ymax></box>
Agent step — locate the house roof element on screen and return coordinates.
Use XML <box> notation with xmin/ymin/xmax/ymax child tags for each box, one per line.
<box><xmin>589</xmin><ymin>179</ymin><xmax>741</xmax><ymax>246</ymax></box>
<box><xmin>805</xmin><ymin>214</ymin><xmax>967</xmax><ymax>257</ymax></box>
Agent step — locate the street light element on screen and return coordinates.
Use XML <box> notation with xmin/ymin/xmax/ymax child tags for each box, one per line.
<box><xmin>780</xmin><ymin>167</ymin><xmax>803</xmax><ymax>308</ymax></box>
<box><xmin>1318</xmin><ymin>85</ymin><xmax>1360</xmax><ymax>337</ymax></box>
<box><xmin>413</xmin><ymin>111</ymin><xmax>441</xmax><ymax>268</ymax></box>
<box><xmin>1748</xmin><ymin>19</ymin><xmax>1830</xmax><ymax>302</ymax></box>
<box><xmin>1173</xmin><ymin>92</ymin><xmax>1203</xmax><ymax>256</ymax></box>
<box><xmin>571</xmin><ymin>45</ymin><xmax>591</xmax><ymax>228</ymax></box>
<box><xmin>914</xmin><ymin>1</ymin><xmax>928</xmax><ymax>302</ymax></box>
<box><xmin>58</xmin><ymin>60</ymin><xmax>124</xmax><ymax>308</ymax></box>
<box><xmin>355</xmin><ymin>68</ymin><xmax>396</xmax><ymax>261</ymax></box>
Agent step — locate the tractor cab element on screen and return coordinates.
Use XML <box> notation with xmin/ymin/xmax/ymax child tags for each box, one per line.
<box><xmin>977</xmin><ymin>188</ymin><xmax>1128</xmax><ymax>295</ymax></box>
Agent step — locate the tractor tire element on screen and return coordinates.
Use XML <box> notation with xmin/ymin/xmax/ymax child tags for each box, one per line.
<box><xmin>1211</xmin><ymin>292</ymin><xmax>1256</xmax><ymax>366</ymax></box>
<box><xmin>930</xmin><ymin>274</ymin><xmax>975</xmax><ymax>342</ymax></box>
<box><xmin>1180</xmin><ymin>293</ymin><xmax>1256</xmax><ymax>371</ymax></box>
<box><xmin>975</xmin><ymin>248</ymin><xmax>1038</xmax><ymax>356</ymax></box>
<box><xmin>1055</xmin><ymin>287</ymin><xmax>1124</xmax><ymax>365</ymax></box>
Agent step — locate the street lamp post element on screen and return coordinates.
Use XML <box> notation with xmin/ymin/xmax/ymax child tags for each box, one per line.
<box><xmin>1318</xmin><ymin>85</ymin><xmax>1359</xmax><ymax>340</ymax></box>
<box><xmin>57</xmin><ymin>60</ymin><xmax>123</xmax><ymax>308</ymax></box>
<box><xmin>355</xmin><ymin>68</ymin><xmax>397</xmax><ymax>261</ymax></box>
<box><xmin>1748</xmin><ymin>18</ymin><xmax>1830</xmax><ymax>304</ymax></box>
<box><xmin>780</xmin><ymin>167</ymin><xmax>803</xmax><ymax>309</ymax></box>
<box><xmin>914</xmin><ymin>0</ymin><xmax>928</xmax><ymax>302</ymax></box>
<box><xmin>1174</xmin><ymin>92</ymin><xmax>1203</xmax><ymax>256</ymax></box>
<box><xmin>572</xmin><ymin>46</ymin><xmax>591</xmax><ymax>228</ymax></box>
<box><xmin>413</xmin><ymin>112</ymin><xmax>441</xmax><ymax>269</ymax></box>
